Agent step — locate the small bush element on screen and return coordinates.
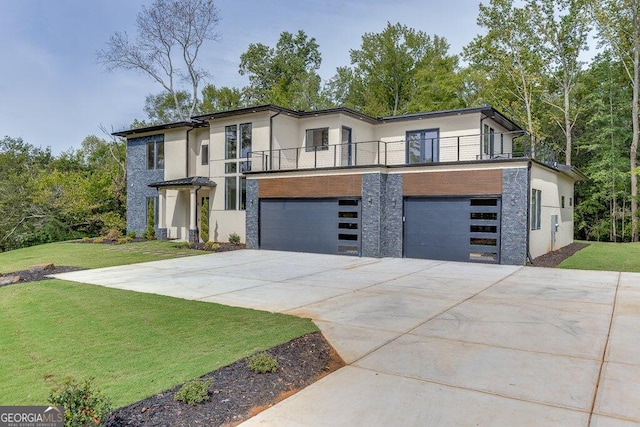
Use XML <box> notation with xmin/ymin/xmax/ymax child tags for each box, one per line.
<box><xmin>200</xmin><ymin>198</ymin><xmax>210</xmax><ymax>243</ymax></box>
<box><xmin>179</xmin><ymin>242</ymin><xmax>191</xmax><ymax>249</ymax></box>
<box><xmin>127</xmin><ymin>231</ymin><xmax>137</xmax><ymax>239</ymax></box>
<box><xmin>174</xmin><ymin>378</ymin><xmax>212</xmax><ymax>405</ymax></box>
<box><xmin>117</xmin><ymin>237</ymin><xmax>129</xmax><ymax>245</ymax></box>
<box><xmin>105</xmin><ymin>228</ymin><xmax>122</xmax><ymax>240</ymax></box>
<box><xmin>81</xmin><ymin>237</ymin><xmax>90</xmax><ymax>242</ymax></box>
<box><xmin>93</xmin><ymin>236</ymin><xmax>105</xmax><ymax>244</ymax></box>
<box><xmin>204</xmin><ymin>241</ymin><xmax>220</xmax><ymax>251</ymax></box>
<box><xmin>48</xmin><ymin>377</ymin><xmax>112</xmax><ymax>427</ymax></box>
<box><xmin>248</xmin><ymin>352</ymin><xmax>279</xmax><ymax>374</ymax></box>
<box><xmin>228</xmin><ymin>233</ymin><xmax>241</xmax><ymax>245</ymax></box>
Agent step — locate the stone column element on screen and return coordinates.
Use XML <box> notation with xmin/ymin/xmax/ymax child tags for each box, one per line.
<box><xmin>189</xmin><ymin>188</ymin><xmax>198</xmax><ymax>243</ymax></box>
<box><xmin>157</xmin><ymin>189</ymin><xmax>168</xmax><ymax>240</ymax></box>
<box><xmin>245</xmin><ymin>179</ymin><xmax>259</xmax><ymax>249</ymax></box>
<box><xmin>501</xmin><ymin>167</ymin><xmax>529</xmax><ymax>265</ymax></box>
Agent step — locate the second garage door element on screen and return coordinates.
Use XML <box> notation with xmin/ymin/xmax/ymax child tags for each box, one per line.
<box><xmin>404</xmin><ymin>197</ymin><xmax>501</xmax><ymax>263</ymax></box>
<box><xmin>260</xmin><ymin>198</ymin><xmax>361</xmax><ymax>256</ymax></box>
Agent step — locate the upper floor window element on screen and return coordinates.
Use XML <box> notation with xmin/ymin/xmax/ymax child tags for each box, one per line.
<box><xmin>306</xmin><ymin>128</ymin><xmax>329</xmax><ymax>152</ymax></box>
<box><xmin>146</xmin><ymin>138</ymin><xmax>164</xmax><ymax>170</ymax></box>
<box><xmin>483</xmin><ymin>124</ymin><xmax>495</xmax><ymax>158</ymax></box>
<box><xmin>406</xmin><ymin>129</ymin><xmax>439</xmax><ymax>164</ymax></box>
<box><xmin>201</xmin><ymin>144</ymin><xmax>209</xmax><ymax>166</ymax></box>
<box><xmin>226</xmin><ymin>123</ymin><xmax>252</xmax><ymax>160</ymax></box>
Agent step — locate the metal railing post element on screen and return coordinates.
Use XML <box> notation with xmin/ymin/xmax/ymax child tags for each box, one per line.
<box><xmin>457</xmin><ymin>136</ymin><xmax>460</xmax><ymax>161</ymax></box>
<box><xmin>314</xmin><ymin>147</ymin><xmax>317</xmax><ymax>168</ymax></box>
<box><xmin>296</xmin><ymin>147</ymin><xmax>299</xmax><ymax>169</ymax></box>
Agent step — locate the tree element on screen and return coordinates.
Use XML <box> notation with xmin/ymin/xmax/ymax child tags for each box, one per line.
<box><xmin>200</xmin><ymin>85</ymin><xmax>244</xmax><ymax>113</ymax></box>
<box><xmin>533</xmin><ymin>0</ymin><xmax>590</xmax><ymax>165</ymax></box>
<box><xmin>334</xmin><ymin>23</ymin><xmax>447</xmax><ymax>117</ymax></box>
<box><xmin>592</xmin><ymin>0</ymin><xmax>640</xmax><ymax>241</ymax></box>
<box><xmin>464</xmin><ymin>0</ymin><xmax>544</xmax><ymax>135</ymax></box>
<box><xmin>144</xmin><ymin>91</ymin><xmax>193</xmax><ymax>123</ymax></box>
<box><xmin>98</xmin><ymin>0</ymin><xmax>220</xmax><ymax>120</ymax></box>
<box><xmin>239</xmin><ymin>30</ymin><xmax>327</xmax><ymax>110</ymax></box>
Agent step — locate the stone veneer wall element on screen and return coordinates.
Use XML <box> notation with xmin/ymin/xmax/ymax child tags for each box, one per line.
<box><xmin>381</xmin><ymin>174</ymin><xmax>403</xmax><ymax>258</ymax></box>
<box><xmin>361</xmin><ymin>174</ymin><xmax>383</xmax><ymax>257</ymax></box>
<box><xmin>126</xmin><ymin>135</ymin><xmax>164</xmax><ymax>236</ymax></box>
<box><xmin>500</xmin><ymin>167</ymin><xmax>529</xmax><ymax>265</ymax></box>
<box><xmin>245</xmin><ymin>179</ymin><xmax>259</xmax><ymax>249</ymax></box>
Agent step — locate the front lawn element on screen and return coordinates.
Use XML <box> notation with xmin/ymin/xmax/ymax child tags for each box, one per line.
<box><xmin>0</xmin><ymin>240</ymin><xmax>203</xmax><ymax>274</ymax></box>
<box><xmin>559</xmin><ymin>241</ymin><xmax>640</xmax><ymax>272</ymax></box>
<box><xmin>0</xmin><ymin>280</ymin><xmax>317</xmax><ymax>407</ymax></box>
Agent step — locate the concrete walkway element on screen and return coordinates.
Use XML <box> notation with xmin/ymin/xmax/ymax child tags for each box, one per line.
<box><xmin>53</xmin><ymin>250</ymin><xmax>640</xmax><ymax>426</ymax></box>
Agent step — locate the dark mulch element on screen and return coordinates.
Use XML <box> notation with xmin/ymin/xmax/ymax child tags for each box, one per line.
<box><xmin>528</xmin><ymin>242</ymin><xmax>590</xmax><ymax>268</ymax></box>
<box><xmin>186</xmin><ymin>242</ymin><xmax>246</xmax><ymax>252</ymax></box>
<box><xmin>0</xmin><ymin>265</ymin><xmax>85</xmax><ymax>288</ymax></box>
<box><xmin>105</xmin><ymin>332</ymin><xmax>344</xmax><ymax>427</ymax></box>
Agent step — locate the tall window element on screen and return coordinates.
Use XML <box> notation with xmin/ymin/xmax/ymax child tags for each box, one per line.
<box><xmin>531</xmin><ymin>189</ymin><xmax>542</xmax><ymax>230</ymax></box>
<box><xmin>225</xmin><ymin>123</ymin><xmax>251</xmax><ymax>210</ymax></box>
<box><xmin>201</xmin><ymin>144</ymin><xmax>209</xmax><ymax>165</ymax></box>
<box><xmin>145</xmin><ymin>137</ymin><xmax>164</xmax><ymax>170</ymax></box>
<box><xmin>406</xmin><ymin>129</ymin><xmax>439</xmax><ymax>164</ymax></box>
<box><xmin>483</xmin><ymin>124</ymin><xmax>495</xmax><ymax>158</ymax></box>
<box><xmin>306</xmin><ymin>128</ymin><xmax>329</xmax><ymax>151</ymax></box>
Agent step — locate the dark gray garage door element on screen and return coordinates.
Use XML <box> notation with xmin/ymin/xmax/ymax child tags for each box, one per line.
<box><xmin>260</xmin><ymin>198</ymin><xmax>361</xmax><ymax>255</ymax></box>
<box><xmin>404</xmin><ymin>197</ymin><xmax>501</xmax><ymax>263</ymax></box>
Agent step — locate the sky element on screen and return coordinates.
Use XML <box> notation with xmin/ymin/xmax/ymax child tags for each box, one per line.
<box><xmin>1</xmin><ymin>0</ymin><xmax>493</xmax><ymax>154</ymax></box>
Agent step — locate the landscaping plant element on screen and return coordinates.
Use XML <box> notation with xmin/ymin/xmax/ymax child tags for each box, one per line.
<box><xmin>48</xmin><ymin>377</ymin><xmax>112</xmax><ymax>427</ymax></box>
<box><xmin>248</xmin><ymin>352</ymin><xmax>279</xmax><ymax>374</ymax></box>
<box><xmin>174</xmin><ymin>378</ymin><xmax>212</xmax><ymax>405</ymax></box>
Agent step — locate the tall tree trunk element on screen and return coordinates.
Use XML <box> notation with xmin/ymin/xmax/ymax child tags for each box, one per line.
<box><xmin>564</xmin><ymin>82</ymin><xmax>572</xmax><ymax>165</ymax></box>
<box><xmin>632</xmin><ymin>2</ymin><xmax>640</xmax><ymax>242</ymax></box>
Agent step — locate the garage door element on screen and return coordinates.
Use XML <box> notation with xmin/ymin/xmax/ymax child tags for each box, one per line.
<box><xmin>404</xmin><ymin>197</ymin><xmax>501</xmax><ymax>263</ymax></box>
<box><xmin>260</xmin><ymin>198</ymin><xmax>361</xmax><ymax>255</ymax></box>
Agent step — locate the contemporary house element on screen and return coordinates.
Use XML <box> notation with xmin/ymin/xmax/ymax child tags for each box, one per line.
<box><xmin>115</xmin><ymin>104</ymin><xmax>584</xmax><ymax>265</ymax></box>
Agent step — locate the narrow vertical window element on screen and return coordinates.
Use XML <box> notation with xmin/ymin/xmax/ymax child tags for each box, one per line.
<box><xmin>561</xmin><ymin>196</ymin><xmax>565</xmax><ymax>208</ymax></box>
<box><xmin>201</xmin><ymin>144</ymin><xmax>209</xmax><ymax>165</ymax></box>
<box><xmin>225</xmin><ymin>125</ymin><xmax>237</xmax><ymax>159</ymax></box>
<box><xmin>156</xmin><ymin>141</ymin><xmax>164</xmax><ymax>169</ymax></box>
<box><xmin>147</xmin><ymin>142</ymin><xmax>154</xmax><ymax>170</ymax></box>
<box><xmin>225</xmin><ymin>176</ymin><xmax>237</xmax><ymax>210</ymax></box>
<box><xmin>531</xmin><ymin>189</ymin><xmax>542</xmax><ymax>230</ymax></box>
<box><xmin>240</xmin><ymin>176</ymin><xmax>247</xmax><ymax>210</ymax></box>
<box><xmin>240</xmin><ymin>123</ymin><xmax>252</xmax><ymax>159</ymax></box>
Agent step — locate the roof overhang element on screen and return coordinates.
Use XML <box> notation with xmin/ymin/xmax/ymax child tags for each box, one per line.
<box><xmin>148</xmin><ymin>176</ymin><xmax>217</xmax><ymax>188</ymax></box>
<box><xmin>112</xmin><ymin>121</ymin><xmax>206</xmax><ymax>138</ymax></box>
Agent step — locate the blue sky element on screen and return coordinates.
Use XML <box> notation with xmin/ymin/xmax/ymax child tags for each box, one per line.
<box><xmin>0</xmin><ymin>0</ymin><xmax>487</xmax><ymax>154</ymax></box>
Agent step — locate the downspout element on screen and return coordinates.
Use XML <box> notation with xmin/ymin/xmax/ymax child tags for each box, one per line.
<box><xmin>269</xmin><ymin>110</ymin><xmax>282</xmax><ymax>170</ymax></box>
<box><xmin>479</xmin><ymin>115</ymin><xmax>487</xmax><ymax>160</ymax></box>
<box><xmin>526</xmin><ymin>161</ymin><xmax>534</xmax><ymax>264</ymax></box>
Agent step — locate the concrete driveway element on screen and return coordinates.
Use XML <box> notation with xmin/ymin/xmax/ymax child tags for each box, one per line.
<box><xmin>53</xmin><ymin>250</ymin><xmax>640</xmax><ymax>426</ymax></box>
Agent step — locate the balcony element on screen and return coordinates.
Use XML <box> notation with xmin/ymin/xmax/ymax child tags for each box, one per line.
<box><xmin>247</xmin><ymin>131</ymin><xmax>558</xmax><ymax>172</ymax></box>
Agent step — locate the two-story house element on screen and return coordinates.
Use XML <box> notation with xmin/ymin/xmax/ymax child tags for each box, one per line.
<box><xmin>115</xmin><ymin>104</ymin><xmax>584</xmax><ymax>265</ymax></box>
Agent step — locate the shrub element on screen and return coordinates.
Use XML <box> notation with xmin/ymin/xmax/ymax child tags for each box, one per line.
<box><xmin>200</xmin><ymin>198</ymin><xmax>210</xmax><ymax>243</ymax></box>
<box><xmin>81</xmin><ymin>237</ymin><xmax>90</xmax><ymax>242</ymax></box>
<box><xmin>93</xmin><ymin>236</ymin><xmax>105</xmax><ymax>244</ymax></box>
<box><xmin>248</xmin><ymin>352</ymin><xmax>279</xmax><ymax>374</ymax></box>
<box><xmin>127</xmin><ymin>231</ymin><xmax>137</xmax><ymax>239</ymax></box>
<box><xmin>174</xmin><ymin>378</ymin><xmax>212</xmax><ymax>405</ymax></box>
<box><xmin>179</xmin><ymin>242</ymin><xmax>191</xmax><ymax>249</ymax></box>
<box><xmin>204</xmin><ymin>241</ymin><xmax>220</xmax><ymax>251</ymax></box>
<box><xmin>145</xmin><ymin>199</ymin><xmax>155</xmax><ymax>240</ymax></box>
<box><xmin>228</xmin><ymin>233</ymin><xmax>241</xmax><ymax>245</ymax></box>
<box><xmin>105</xmin><ymin>228</ymin><xmax>122</xmax><ymax>240</ymax></box>
<box><xmin>48</xmin><ymin>377</ymin><xmax>112</xmax><ymax>427</ymax></box>
<box><xmin>117</xmin><ymin>237</ymin><xmax>129</xmax><ymax>245</ymax></box>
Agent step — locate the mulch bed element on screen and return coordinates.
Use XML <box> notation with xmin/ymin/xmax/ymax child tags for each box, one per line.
<box><xmin>528</xmin><ymin>242</ymin><xmax>589</xmax><ymax>268</ymax></box>
<box><xmin>187</xmin><ymin>242</ymin><xmax>246</xmax><ymax>252</ymax></box>
<box><xmin>105</xmin><ymin>332</ymin><xmax>344</xmax><ymax>427</ymax></box>
<box><xmin>0</xmin><ymin>265</ymin><xmax>85</xmax><ymax>288</ymax></box>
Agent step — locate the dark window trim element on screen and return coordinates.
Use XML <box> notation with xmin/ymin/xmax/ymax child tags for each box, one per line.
<box><xmin>305</xmin><ymin>127</ymin><xmax>329</xmax><ymax>152</ymax></box>
<box><xmin>405</xmin><ymin>128</ymin><xmax>440</xmax><ymax>164</ymax></box>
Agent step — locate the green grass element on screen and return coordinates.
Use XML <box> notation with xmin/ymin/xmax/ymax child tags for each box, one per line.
<box><xmin>560</xmin><ymin>241</ymin><xmax>640</xmax><ymax>272</ymax></box>
<box><xmin>0</xmin><ymin>241</ymin><xmax>204</xmax><ymax>274</ymax></box>
<box><xmin>0</xmin><ymin>280</ymin><xmax>317</xmax><ymax>407</ymax></box>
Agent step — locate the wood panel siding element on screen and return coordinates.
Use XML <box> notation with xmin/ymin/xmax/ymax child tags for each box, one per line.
<box><xmin>403</xmin><ymin>170</ymin><xmax>502</xmax><ymax>196</ymax></box>
<box><xmin>258</xmin><ymin>175</ymin><xmax>363</xmax><ymax>198</ymax></box>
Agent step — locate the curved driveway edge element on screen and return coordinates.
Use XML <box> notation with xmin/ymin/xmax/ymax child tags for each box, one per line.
<box><xmin>52</xmin><ymin>250</ymin><xmax>640</xmax><ymax>426</ymax></box>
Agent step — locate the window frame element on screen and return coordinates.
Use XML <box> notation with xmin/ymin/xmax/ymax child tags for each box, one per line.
<box><xmin>531</xmin><ymin>189</ymin><xmax>542</xmax><ymax>231</ymax></box>
<box><xmin>406</xmin><ymin>128</ymin><xmax>440</xmax><ymax>164</ymax></box>
<box><xmin>201</xmin><ymin>144</ymin><xmax>209</xmax><ymax>166</ymax></box>
<box><xmin>305</xmin><ymin>127</ymin><xmax>329</xmax><ymax>152</ymax></box>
